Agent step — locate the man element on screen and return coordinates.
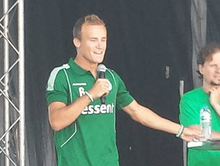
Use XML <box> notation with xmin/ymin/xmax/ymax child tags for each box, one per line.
<box><xmin>179</xmin><ymin>43</ymin><xmax>220</xmax><ymax>166</ymax></box>
<box><xmin>46</xmin><ymin>14</ymin><xmax>200</xmax><ymax>166</ymax></box>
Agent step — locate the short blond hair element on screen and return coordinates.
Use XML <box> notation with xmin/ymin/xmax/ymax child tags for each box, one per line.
<box><xmin>73</xmin><ymin>14</ymin><xmax>106</xmax><ymax>40</ymax></box>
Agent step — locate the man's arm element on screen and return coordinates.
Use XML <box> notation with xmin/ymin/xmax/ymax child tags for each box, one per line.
<box><xmin>210</xmin><ymin>87</ymin><xmax>220</xmax><ymax>116</ymax></box>
<box><xmin>48</xmin><ymin>95</ymin><xmax>91</xmax><ymax>131</ymax></box>
<box><xmin>123</xmin><ymin>100</ymin><xmax>201</xmax><ymax>141</ymax></box>
<box><xmin>48</xmin><ymin>78</ymin><xmax>110</xmax><ymax>131</ymax></box>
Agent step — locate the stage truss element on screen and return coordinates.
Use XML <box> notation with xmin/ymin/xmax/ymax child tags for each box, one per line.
<box><xmin>0</xmin><ymin>0</ymin><xmax>24</xmax><ymax>166</ymax></box>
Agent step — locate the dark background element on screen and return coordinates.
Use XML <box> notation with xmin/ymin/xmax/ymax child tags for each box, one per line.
<box><xmin>24</xmin><ymin>0</ymin><xmax>220</xmax><ymax>165</ymax></box>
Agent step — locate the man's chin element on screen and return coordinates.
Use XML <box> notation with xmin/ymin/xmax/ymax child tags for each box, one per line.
<box><xmin>96</xmin><ymin>58</ymin><xmax>104</xmax><ymax>64</ymax></box>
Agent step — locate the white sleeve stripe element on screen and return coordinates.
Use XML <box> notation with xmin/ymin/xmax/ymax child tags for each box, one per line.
<box><xmin>47</xmin><ymin>64</ymin><xmax>70</xmax><ymax>91</ymax></box>
<box><xmin>63</xmin><ymin>69</ymin><xmax>73</xmax><ymax>102</ymax></box>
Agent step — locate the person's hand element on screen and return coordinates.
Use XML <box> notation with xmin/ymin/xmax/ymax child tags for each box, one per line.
<box><xmin>210</xmin><ymin>86</ymin><xmax>220</xmax><ymax>109</ymax></box>
<box><xmin>180</xmin><ymin>127</ymin><xmax>202</xmax><ymax>142</ymax></box>
<box><xmin>89</xmin><ymin>78</ymin><xmax>110</xmax><ymax>99</ymax></box>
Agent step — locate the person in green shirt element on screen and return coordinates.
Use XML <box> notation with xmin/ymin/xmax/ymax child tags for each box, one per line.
<box><xmin>179</xmin><ymin>43</ymin><xmax>220</xmax><ymax>166</ymax></box>
<box><xmin>46</xmin><ymin>14</ymin><xmax>201</xmax><ymax>166</ymax></box>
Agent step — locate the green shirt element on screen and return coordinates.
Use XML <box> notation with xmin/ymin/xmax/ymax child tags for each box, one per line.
<box><xmin>46</xmin><ymin>58</ymin><xmax>134</xmax><ymax>166</ymax></box>
<box><xmin>179</xmin><ymin>87</ymin><xmax>220</xmax><ymax>166</ymax></box>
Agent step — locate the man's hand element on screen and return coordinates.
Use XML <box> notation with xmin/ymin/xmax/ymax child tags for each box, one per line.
<box><xmin>210</xmin><ymin>86</ymin><xmax>220</xmax><ymax>116</ymax></box>
<box><xmin>89</xmin><ymin>78</ymin><xmax>110</xmax><ymax>99</ymax></box>
<box><xmin>180</xmin><ymin>127</ymin><xmax>202</xmax><ymax>142</ymax></box>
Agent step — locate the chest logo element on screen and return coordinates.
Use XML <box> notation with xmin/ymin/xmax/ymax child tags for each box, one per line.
<box><xmin>72</xmin><ymin>83</ymin><xmax>87</xmax><ymax>86</ymax></box>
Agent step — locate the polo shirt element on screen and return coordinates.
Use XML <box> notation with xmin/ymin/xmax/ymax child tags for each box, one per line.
<box><xmin>179</xmin><ymin>87</ymin><xmax>220</xmax><ymax>166</ymax></box>
<box><xmin>46</xmin><ymin>58</ymin><xmax>134</xmax><ymax>166</ymax></box>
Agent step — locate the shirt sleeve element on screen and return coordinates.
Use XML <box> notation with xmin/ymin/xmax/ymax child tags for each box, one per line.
<box><xmin>179</xmin><ymin>94</ymin><xmax>200</xmax><ymax>127</ymax></box>
<box><xmin>46</xmin><ymin>68</ymin><xmax>69</xmax><ymax>105</ymax></box>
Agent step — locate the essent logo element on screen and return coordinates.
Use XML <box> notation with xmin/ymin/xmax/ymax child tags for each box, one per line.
<box><xmin>78</xmin><ymin>87</ymin><xmax>115</xmax><ymax>115</ymax></box>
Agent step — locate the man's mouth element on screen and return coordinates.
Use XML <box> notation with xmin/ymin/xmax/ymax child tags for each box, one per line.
<box><xmin>94</xmin><ymin>51</ymin><xmax>103</xmax><ymax>55</ymax></box>
<box><xmin>210</xmin><ymin>80</ymin><xmax>220</xmax><ymax>86</ymax></box>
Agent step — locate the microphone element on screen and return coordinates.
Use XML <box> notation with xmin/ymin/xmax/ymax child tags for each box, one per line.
<box><xmin>97</xmin><ymin>64</ymin><xmax>107</xmax><ymax>104</ymax></box>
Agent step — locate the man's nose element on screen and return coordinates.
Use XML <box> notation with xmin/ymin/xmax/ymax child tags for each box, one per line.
<box><xmin>97</xmin><ymin>42</ymin><xmax>101</xmax><ymax>48</ymax></box>
<box><xmin>216</xmin><ymin>66</ymin><xmax>220</xmax><ymax>73</ymax></box>
<box><xmin>96</xmin><ymin>41</ymin><xmax>103</xmax><ymax>49</ymax></box>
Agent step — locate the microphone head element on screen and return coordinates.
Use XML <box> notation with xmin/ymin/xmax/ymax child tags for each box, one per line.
<box><xmin>97</xmin><ymin>64</ymin><xmax>107</xmax><ymax>72</ymax></box>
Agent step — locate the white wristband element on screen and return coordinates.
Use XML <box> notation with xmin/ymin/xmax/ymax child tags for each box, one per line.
<box><xmin>176</xmin><ymin>125</ymin><xmax>184</xmax><ymax>138</ymax></box>
<box><xmin>85</xmin><ymin>91</ymin><xmax>94</xmax><ymax>102</ymax></box>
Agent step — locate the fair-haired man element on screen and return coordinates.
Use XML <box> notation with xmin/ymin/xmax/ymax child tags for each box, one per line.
<box><xmin>46</xmin><ymin>14</ymin><xmax>200</xmax><ymax>166</ymax></box>
<box><xmin>179</xmin><ymin>43</ymin><xmax>220</xmax><ymax>166</ymax></box>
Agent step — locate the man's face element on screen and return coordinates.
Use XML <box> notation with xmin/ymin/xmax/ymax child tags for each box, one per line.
<box><xmin>199</xmin><ymin>51</ymin><xmax>220</xmax><ymax>87</ymax></box>
<box><xmin>75</xmin><ymin>24</ymin><xmax>107</xmax><ymax>65</ymax></box>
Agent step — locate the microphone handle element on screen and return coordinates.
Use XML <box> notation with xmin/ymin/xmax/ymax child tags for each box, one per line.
<box><xmin>98</xmin><ymin>71</ymin><xmax>105</xmax><ymax>78</ymax></box>
<box><xmin>100</xmin><ymin>95</ymin><xmax>106</xmax><ymax>104</ymax></box>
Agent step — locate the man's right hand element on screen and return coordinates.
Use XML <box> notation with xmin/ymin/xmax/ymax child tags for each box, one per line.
<box><xmin>89</xmin><ymin>78</ymin><xmax>110</xmax><ymax>99</ymax></box>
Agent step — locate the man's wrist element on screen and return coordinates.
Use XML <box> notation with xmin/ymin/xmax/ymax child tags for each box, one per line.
<box><xmin>212</xmin><ymin>103</ymin><xmax>220</xmax><ymax>115</ymax></box>
<box><xmin>176</xmin><ymin>125</ymin><xmax>184</xmax><ymax>138</ymax></box>
<box><xmin>85</xmin><ymin>91</ymin><xmax>94</xmax><ymax>102</ymax></box>
<box><xmin>211</xmin><ymin>102</ymin><xmax>220</xmax><ymax>110</ymax></box>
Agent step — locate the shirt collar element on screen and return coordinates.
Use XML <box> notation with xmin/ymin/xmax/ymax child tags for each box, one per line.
<box><xmin>68</xmin><ymin>57</ymin><xmax>88</xmax><ymax>75</ymax></box>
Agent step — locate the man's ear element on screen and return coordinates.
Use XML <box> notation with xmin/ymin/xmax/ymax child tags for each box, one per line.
<box><xmin>198</xmin><ymin>64</ymin><xmax>204</xmax><ymax>75</ymax></box>
<box><xmin>73</xmin><ymin>38</ymin><xmax>81</xmax><ymax>48</ymax></box>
